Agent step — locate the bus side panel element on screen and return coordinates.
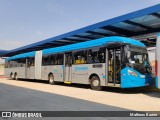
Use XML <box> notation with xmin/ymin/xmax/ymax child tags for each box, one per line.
<box><xmin>72</xmin><ymin>64</ymin><xmax>88</xmax><ymax>84</ymax></box>
<box><xmin>4</xmin><ymin>68</ymin><xmax>13</xmax><ymax>77</ymax></box>
<box><xmin>72</xmin><ymin>63</ymin><xmax>106</xmax><ymax>86</ymax></box>
<box><xmin>41</xmin><ymin>65</ymin><xmax>63</xmax><ymax>81</ymax></box>
<box><xmin>28</xmin><ymin>66</ymin><xmax>35</xmax><ymax>79</ymax></box>
<box><xmin>15</xmin><ymin>67</ymin><xmax>26</xmax><ymax>78</ymax></box>
<box><xmin>4</xmin><ymin>67</ymin><xmax>26</xmax><ymax>78</ymax></box>
<box><xmin>156</xmin><ymin>34</ymin><xmax>160</xmax><ymax>89</ymax></box>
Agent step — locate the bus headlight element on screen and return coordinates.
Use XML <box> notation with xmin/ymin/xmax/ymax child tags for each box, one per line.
<box><xmin>128</xmin><ymin>70</ymin><xmax>138</xmax><ymax>77</ymax></box>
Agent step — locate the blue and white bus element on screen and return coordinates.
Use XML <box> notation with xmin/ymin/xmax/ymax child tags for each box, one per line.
<box><xmin>4</xmin><ymin>36</ymin><xmax>152</xmax><ymax>90</ymax></box>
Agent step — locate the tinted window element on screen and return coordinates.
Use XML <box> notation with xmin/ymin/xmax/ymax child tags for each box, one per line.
<box><xmin>5</xmin><ymin>58</ymin><xmax>26</xmax><ymax>68</ymax></box>
<box><xmin>56</xmin><ymin>54</ymin><xmax>63</xmax><ymax>65</ymax></box>
<box><xmin>30</xmin><ymin>57</ymin><xmax>35</xmax><ymax>66</ymax></box>
<box><xmin>73</xmin><ymin>50</ymin><xmax>87</xmax><ymax>64</ymax></box>
<box><xmin>21</xmin><ymin>58</ymin><xmax>26</xmax><ymax>67</ymax></box>
<box><xmin>5</xmin><ymin>60</ymin><xmax>10</xmax><ymax>68</ymax></box>
<box><xmin>87</xmin><ymin>47</ymin><xmax>105</xmax><ymax>64</ymax></box>
<box><xmin>42</xmin><ymin>54</ymin><xmax>63</xmax><ymax>65</ymax></box>
<box><xmin>50</xmin><ymin>55</ymin><xmax>56</xmax><ymax>65</ymax></box>
<box><xmin>10</xmin><ymin>59</ymin><xmax>18</xmax><ymax>67</ymax></box>
<box><xmin>42</xmin><ymin>55</ymin><xmax>50</xmax><ymax>65</ymax></box>
<box><xmin>16</xmin><ymin>59</ymin><xmax>22</xmax><ymax>67</ymax></box>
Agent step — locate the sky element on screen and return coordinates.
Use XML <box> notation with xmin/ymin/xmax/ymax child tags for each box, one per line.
<box><xmin>0</xmin><ymin>0</ymin><xmax>160</xmax><ymax>51</ymax></box>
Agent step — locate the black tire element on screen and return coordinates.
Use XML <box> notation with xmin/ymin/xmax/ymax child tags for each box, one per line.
<box><xmin>90</xmin><ymin>76</ymin><xmax>102</xmax><ymax>91</ymax></box>
<box><xmin>14</xmin><ymin>73</ymin><xmax>18</xmax><ymax>80</ymax></box>
<box><xmin>10</xmin><ymin>73</ymin><xmax>14</xmax><ymax>80</ymax></box>
<box><xmin>48</xmin><ymin>74</ymin><xmax>55</xmax><ymax>85</ymax></box>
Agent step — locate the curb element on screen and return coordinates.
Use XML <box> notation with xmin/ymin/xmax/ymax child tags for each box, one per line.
<box><xmin>0</xmin><ymin>76</ymin><xmax>6</xmax><ymax>78</ymax></box>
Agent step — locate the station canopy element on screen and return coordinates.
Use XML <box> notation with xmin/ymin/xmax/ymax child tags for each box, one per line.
<box><xmin>1</xmin><ymin>4</ymin><xmax>160</xmax><ymax>57</ymax></box>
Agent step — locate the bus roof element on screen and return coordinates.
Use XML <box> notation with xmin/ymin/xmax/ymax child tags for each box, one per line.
<box><xmin>7</xmin><ymin>36</ymin><xmax>145</xmax><ymax>60</ymax></box>
<box><xmin>42</xmin><ymin>36</ymin><xmax>145</xmax><ymax>55</ymax></box>
<box><xmin>6</xmin><ymin>51</ymin><xmax>35</xmax><ymax>61</ymax></box>
<box><xmin>1</xmin><ymin>4</ymin><xmax>160</xmax><ymax>57</ymax></box>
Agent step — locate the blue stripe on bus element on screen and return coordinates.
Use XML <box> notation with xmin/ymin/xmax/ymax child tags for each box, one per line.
<box><xmin>158</xmin><ymin>33</ymin><xmax>160</xmax><ymax>36</ymax></box>
<box><xmin>42</xmin><ymin>36</ymin><xmax>145</xmax><ymax>55</ymax></box>
<box><xmin>6</xmin><ymin>51</ymin><xmax>36</xmax><ymax>60</ymax></box>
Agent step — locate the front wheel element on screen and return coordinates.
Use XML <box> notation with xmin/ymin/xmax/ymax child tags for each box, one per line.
<box><xmin>48</xmin><ymin>74</ymin><xmax>55</xmax><ymax>85</ymax></box>
<box><xmin>90</xmin><ymin>76</ymin><xmax>102</xmax><ymax>91</ymax></box>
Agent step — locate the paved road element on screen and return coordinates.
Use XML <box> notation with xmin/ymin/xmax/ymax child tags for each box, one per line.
<box><xmin>0</xmin><ymin>78</ymin><xmax>160</xmax><ymax>120</ymax></box>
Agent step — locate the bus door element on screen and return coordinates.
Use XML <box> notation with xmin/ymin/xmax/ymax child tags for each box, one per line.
<box><xmin>25</xmin><ymin>57</ymin><xmax>35</xmax><ymax>79</ymax></box>
<box><xmin>64</xmin><ymin>53</ymin><xmax>72</xmax><ymax>83</ymax></box>
<box><xmin>108</xmin><ymin>47</ymin><xmax>121</xmax><ymax>86</ymax></box>
<box><xmin>26</xmin><ymin>58</ymin><xmax>30</xmax><ymax>79</ymax></box>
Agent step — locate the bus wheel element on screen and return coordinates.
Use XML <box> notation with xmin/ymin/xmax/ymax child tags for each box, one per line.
<box><xmin>10</xmin><ymin>73</ymin><xmax>14</xmax><ymax>80</ymax></box>
<box><xmin>14</xmin><ymin>73</ymin><xmax>18</xmax><ymax>80</ymax></box>
<box><xmin>48</xmin><ymin>74</ymin><xmax>55</xmax><ymax>85</ymax></box>
<box><xmin>90</xmin><ymin>76</ymin><xmax>102</xmax><ymax>91</ymax></box>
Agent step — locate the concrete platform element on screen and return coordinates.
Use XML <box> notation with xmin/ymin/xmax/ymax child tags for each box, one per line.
<box><xmin>0</xmin><ymin>78</ymin><xmax>160</xmax><ymax>120</ymax></box>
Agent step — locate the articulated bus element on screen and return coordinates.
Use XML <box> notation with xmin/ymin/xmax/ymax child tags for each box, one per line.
<box><xmin>4</xmin><ymin>36</ymin><xmax>152</xmax><ymax>90</ymax></box>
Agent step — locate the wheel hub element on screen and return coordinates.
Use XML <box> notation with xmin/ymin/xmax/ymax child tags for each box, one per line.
<box><xmin>93</xmin><ymin>79</ymin><xmax>99</xmax><ymax>86</ymax></box>
<box><xmin>49</xmin><ymin>76</ymin><xmax>54</xmax><ymax>83</ymax></box>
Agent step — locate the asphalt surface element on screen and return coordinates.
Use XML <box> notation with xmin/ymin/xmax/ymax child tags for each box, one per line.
<box><xmin>0</xmin><ymin>78</ymin><xmax>160</xmax><ymax>120</ymax></box>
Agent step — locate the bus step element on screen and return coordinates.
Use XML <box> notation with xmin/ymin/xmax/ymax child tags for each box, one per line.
<box><xmin>64</xmin><ymin>81</ymin><xmax>71</xmax><ymax>84</ymax></box>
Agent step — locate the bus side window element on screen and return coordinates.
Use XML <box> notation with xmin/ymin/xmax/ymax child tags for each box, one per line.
<box><xmin>50</xmin><ymin>55</ymin><xmax>56</xmax><ymax>65</ymax></box>
<box><xmin>42</xmin><ymin>55</ymin><xmax>50</xmax><ymax>65</ymax></box>
<box><xmin>56</xmin><ymin>54</ymin><xmax>63</xmax><ymax>65</ymax></box>
<box><xmin>10</xmin><ymin>60</ymin><xmax>13</xmax><ymax>67</ymax></box>
<box><xmin>98</xmin><ymin>47</ymin><xmax>105</xmax><ymax>63</ymax></box>
<box><xmin>74</xmin><ymin>51</ymin><xmax>87</xmax><ymax>64</ymax></box>
<box><xmin>87</xmin><ymin>49</ymin><xmax>93</xmax><ymax>64</ymax></box>
<box><xmin>89</xmin><ymin>50</ymin><xmax>99</xmax><ymax>63</ymax></box>
<box><xmin>87</xmin><ymin>47</ymin><xmax>105</xmax><ymax>64</ymax></box>
<box><xmin>5</xmin><ymin>60</ymin><xmax>10</xmax><ymax>68</ymax></box>
<box><xmin>27</xmin><ymin>58</ymin><xmax>30</xmax><ymax>67</ymax></box>
<box><xmin>21</xmin><ymin>58</ymin><xmax>26</xmax><ymax>67</ymax></box>
<box><xmin>30</xmin><ymin>57</ymin><xmax>35</xmax><ymax>66</ymax></box>
<box><xmin>11</xmin><ymin>59</ymin><xmax>18</xmax><ymax>67</ymax></box>
<box><xmin>92</xmin><ymin>52</ymin><xmax>99</xmax><ymax>63</ymax></box>
<box><xmin>17</xmin><ymin>59</ymin><xmax>22</xmax><ymax>67</ymax></box>
<box><xmin>65</xmin><ymin>54</ymin><xmax>69</xmax><ymax>65</ymax></box>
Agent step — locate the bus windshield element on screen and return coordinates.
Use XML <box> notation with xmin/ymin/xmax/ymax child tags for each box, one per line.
<box><xmin>126</xmin><ymin>45</ymin><xmax>150</xmax><ymax>66</ymax></box>
<box><xmin>129</xmin><ymin>52</ymin><xmax>149</xmax><ymax>64</ymax></box>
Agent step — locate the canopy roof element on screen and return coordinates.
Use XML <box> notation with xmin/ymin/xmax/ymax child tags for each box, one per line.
<box><xmin>1</xmin><ymin>4</ymin><xmax>160</xmax><ymax>57</ymax></box>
